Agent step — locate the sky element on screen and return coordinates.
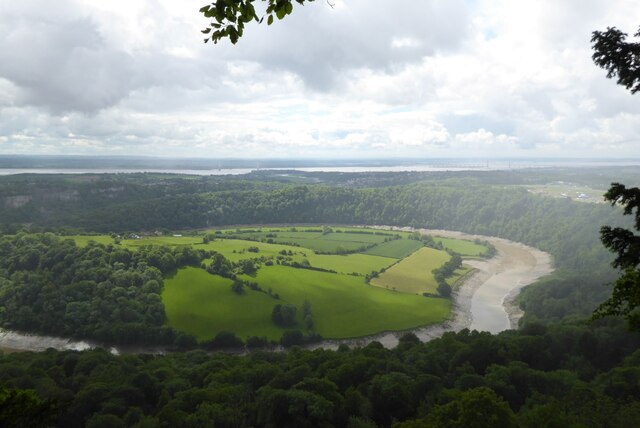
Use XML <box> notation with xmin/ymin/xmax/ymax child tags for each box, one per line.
<box><xmin>0</xmin><ymin>0</ymin><xmax>639</xmax><ymax>159</ymax></box>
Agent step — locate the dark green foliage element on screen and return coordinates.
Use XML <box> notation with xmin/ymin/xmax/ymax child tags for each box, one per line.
<box><xmin>425</xmin><ymin>387</ymin><xmax>518</xmax><ymax>428</ymax></box>
<box><xmin>302</xmin><ymin>299</ymin><xmax>314</xmax><ymax>330</ymax></box>
<box><xmin>595</xmin><ymin>183</ymin><xmax>640</xmax><ymax>329</ymax></box>
<box><xmin>0</xmin><ymin>233</ymin><xmax>206</xmax><ymax>345</ymax></box>
<box><xmin>200</xmin><ymin>0</ymin><xmax>315</xmax><ymax>44</ymax></box>
<box><xmin>246</xmin><ymin>335</ymin><xmax>270</xmax><ymax>348</ymax></box>
<box><xmin>201</xmin><ymin>331</ymin><xmax>244</xmax><ymax>349</ymax></box>
<box><xmin>230</xmin><ymin>279</ymin><xmax>245</xmax><ymax>294</ymax></box>
<box><xmin>0</xmin><ymin>172</ymin><xmax>628</xmax><ymax>330</ymax></box>
<box><xmin>436</xmin><ymin>281</ymin><xmax>452</xmax><ymax>298</ymax></box>
<box><xmin>271</xmin><ymin>303</ymin><xmax>297</xmax><ymax>327</ymax></box>
<box><xmin>0</xmin><ymin>320</ymin><xmax>638</xmax><ymax>427</ymax></box>
<box><xmin>206</xmin><ymin>252</ymin><xmax>234</xmax><ymax>278</ymax></box>
<box><xmin>432</xmin><ymin>253</ymin><xmax>461</xmax><ymax>297</ymax></box>
<box><xmin>279</xmin><ymin>329</ymin><xmax>304</xmax><ymax>347</ymax></box>
<box><xmin>0</xmin><ymin>385</ymin><xmax>58</xmax><ymax>428</ymax></box>
<box><xmin>592</xmin><ymin>26</ymin><xmax>640</xmax><ymax>93</ymax></box>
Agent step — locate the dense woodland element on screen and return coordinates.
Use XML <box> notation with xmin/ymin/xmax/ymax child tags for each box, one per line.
<box><xmin>2</xmin><ymin>320</ymin><xmax>639</xmax><ymax>427</ymax></box>
<box><xmin>0</xmin><ymin>234</ymin><xmax>204</xmax><ymax>346</ymax></box>
<box><xmin>1</xmin><ymin>170</ymin><xmax>639</xmax><ymax>426</ymax></box>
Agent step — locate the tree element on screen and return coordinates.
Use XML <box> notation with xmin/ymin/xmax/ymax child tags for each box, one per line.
<box><xmin>271</xmin><ymin>303</ymin><xmax>297</xmax><ymax>327</ymax></box>
<box><xmin>0</xmin><ymin>386</ymin><xmax>58</xmax><ymax>428</ymax></box>
<box><xmin>594</xmin><ymin>183</ymin><xmax>640</xmax><ymax>328</ymax></box>
<box><xmin>425</xmin><ymin>387</ymin><xmax>518</xmax><ymax>428</ymax></box>
<box><xmin>437</xmin><ymin>281</ymin><xmax>452</xmax><ymax>298</ymax></box>
<box><xmin>591</xmin><ymin>27</ymin><xmax>640</xmax><ymax>329</ymax></box>
<box><xmin>200</xmin><ymin>0</ymin><xmax>316</xmax><ymax>44</ymax></box>
<box><xmin>592</xmin><ymin>26</ymin><xmax>640</xmax><ymax>93</ymax></box>
<box><xmin>231</xmin><ymin>279</ymin><xmax>245</xmax><ymax>294</ymax></box>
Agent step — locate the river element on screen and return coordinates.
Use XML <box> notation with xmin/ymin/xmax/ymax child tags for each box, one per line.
<box><xmin>0</xmin><ymin>229</ymin><xmax>553</xmax><ymax>354</ymax></box>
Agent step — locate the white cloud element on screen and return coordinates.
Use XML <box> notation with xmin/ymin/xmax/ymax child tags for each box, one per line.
<box><xmin>0</xmin><ymin>0</ymin><xmax>638</xmax><ymax>158</ymax></box>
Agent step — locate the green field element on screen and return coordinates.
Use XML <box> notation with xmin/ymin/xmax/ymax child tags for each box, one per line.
<box><xmin>447</xmin><ymin>266</ymin><xmax>473</xmax><ymax>288</ymax></box>
<box><xmin>304</xmin><ymin>253</ymin><xmax>395</xmax><ymax>275</ymax></box>
<box><xmin>371</xmin><ymin>247</ymin><xmax>451</xmax><ymax>294</ymax></box>
<box><xmin>199</xmin><ymin>239</ymin><xmax>307</xmax><ymax>262</ymax></box>
<box><xmin>219</xmin><ymin>229</ymin><xmax>393</xmax><ymax>253</ymax></box>
<box><xmin>64</xmin><ymin>235</ymin><xmax>115</xmax><ymax>247</ymax></box>
<box><xmin>66</xmin><ymin>227</ymin><xmax>487</xmax><ymax>341</ymax></box>
<box><xmin>121</xmin><ymin>236</ymin><xmax>202</xmax><ymax>248</ymax></box>
<box><xmin>364</xmin><ymin>238</ymin><xmax>423</xmax><ymax>259</ymax></box>
<box><xmin>163</xmin><ymin>265</ymin><xmax>450</xmax><ymax>341</ymax></box>
<box><xmin>433</xmin><ymin>237</ymin><xmax>488</xmax><ymax>257</ymax></box>
<box><xmin>163</xmin><ymin>267</ymin><xmax>282</xmax><ymax>340</ymax></box>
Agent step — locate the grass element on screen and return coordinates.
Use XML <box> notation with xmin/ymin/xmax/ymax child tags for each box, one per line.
<box><xmin>448</xmin><ymin>266</ymin><xmax>474</xmax><ymax>289</ymax></box>
<box><xmin>240</xmin><ymin>265</ymin><xmax>450</xmax><ymax>339</ymax></box>
<box><xmin>163</xmin><ymin>268</ymin><xmax>282</xmax><ymax>340</ymax></box>
<box><xmin>273</xmin><ymin>237</ymin><xmax>367</xmax><ymax>253</ymax></box>
<box><xmin>65</xmin><ymin>228</ymin><xmax>484</xmax><ymax>341</ymax></box>
<box><xmin>370</xmin><ymin>247</ymin><xmax>450</xmax><ymax>294</ymax></box>
<box><xmin>218</xmin><ymin>229</ymin><xmax>391</xmax><ymax>253</ymax></box>
<box><xmin>364</xmin><ymin>238</ymin><xmax>423</xmax><ymax>259</ymax></box>
<box><xmin>318</xmin><ymin>232</ymin><xmax>389</xmax><ymax>244</ymax></box>
<box><xmin>433</xmin><ymin>237</ymin><xmax>488</xmax><ymax>257</ymax></box>
<box><xmin>163</xmin><ymin>266</ymin><xmax>450</xmax><ymax>341</ymax></box>
<box><xmin>303</xmin><ymin>253</ymin><xmax>396</xmax><ymax>275</ymax></box>
<box><xmin>121</xmin><ymin>236</ymin><xmax>202</xmax><ymax>248</ymax></box>
<box><xmin>63</xmin><ymin>235</ymin><xmax>114</xmax><ymax>247</ymax></box>
<box><xmin>199</xmin><ymin>239</ymin><xmax>306</xmax><ymax>262</ymax></box>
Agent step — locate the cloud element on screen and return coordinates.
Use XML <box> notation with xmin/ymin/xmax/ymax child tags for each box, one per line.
<box><xmin>224</xmin><ymin>0</ymin><xmax>472</xmax><ymax>91</ymax></box>
<box><xmin>0</xmin><ymin>0</ymin><xmax>638</xmax><ymax>158</ymax></box>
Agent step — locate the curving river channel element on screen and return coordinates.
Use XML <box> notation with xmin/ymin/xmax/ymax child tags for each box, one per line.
<box><xmin>0</xmin><ymin>229</ymin><xmax>553</xmax><ymax>354</ymax></box>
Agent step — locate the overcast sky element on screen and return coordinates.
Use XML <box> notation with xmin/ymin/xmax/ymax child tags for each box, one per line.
<box><xmin>0</xmin><ymin>0</ymin><xmax>639</xmax><ymax>159</ymax></box>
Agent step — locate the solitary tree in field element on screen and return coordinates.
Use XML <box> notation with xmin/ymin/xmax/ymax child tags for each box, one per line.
<box><xmin>272</xmin><ymin>303</ymin><xmax>297</xmax><ymax>327</ymax></box>
<box><xmin>591</xmin><ymin>26</ymin><xmax>640</xmax><ymax>329</ymax></box>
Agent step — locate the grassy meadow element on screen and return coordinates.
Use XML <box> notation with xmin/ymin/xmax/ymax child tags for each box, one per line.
<box><xmin>163</xmin><ymin>265</ymin><xmax>451</xmax><ymax>341</ymax></box>
<box><xmin>364</xmin><ymin>238</ymin><xmax>423</xmax><ymax>258</ymax></box>
<box><xmin>68</xmin><ymin>227</ymin><xmax>487</xmax><ymax>341</ymax></box>
<box><xmin>370</xmin><ymin>247</ymin><xmax>451</xmax><ymax>294</ymax></box>
<box><xmin>64</xmin><ymin>235</ymin><xmax>115</xmax><ymax>247</ymax></box>
<box><xmin>433</xmin><ymin>237</ymin><xmax>488</xmax><ymax>257</ymax></box>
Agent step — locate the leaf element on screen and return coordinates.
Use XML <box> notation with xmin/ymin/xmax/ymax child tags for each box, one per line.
<box><xmin>267</xmin><ymin>14</ymin><xmax>274</xmax><ymax>25</ymax></box>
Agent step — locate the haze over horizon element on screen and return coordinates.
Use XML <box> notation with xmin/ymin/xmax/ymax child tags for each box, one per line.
<box><xmin>1</xmin><ymin>0</ymin><xmax>639</xmax><ymax>159</ymax></box>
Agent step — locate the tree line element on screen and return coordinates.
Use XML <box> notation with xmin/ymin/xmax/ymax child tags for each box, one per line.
<box><xmin>1</xmin><ymin>318</ymin><xmax>639</xmax><ymax>427</ymax></box>
<box><xmin>0</xmin><ymin>233</ymin><xmax>207</xmax><ymax>346</ymax></box>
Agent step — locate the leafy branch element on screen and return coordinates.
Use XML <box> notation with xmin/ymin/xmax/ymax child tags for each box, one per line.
<box><xmin>200</xmin><ymin>0</ymin><xmax>316</xmax><ymax>44</ymax></box>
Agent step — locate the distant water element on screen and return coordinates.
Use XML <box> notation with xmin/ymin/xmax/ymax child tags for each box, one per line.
<box><xmin>0</xmin><ymin>156</ymin><xmax>639</xmax><ymax>176</ymax></box>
